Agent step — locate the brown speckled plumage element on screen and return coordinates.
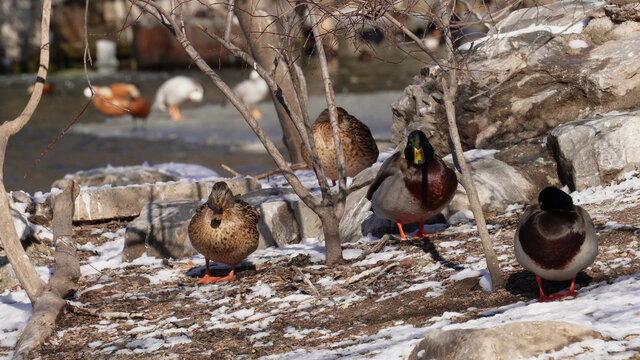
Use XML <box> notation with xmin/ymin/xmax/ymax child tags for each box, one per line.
<box><xmin>302</xmin><ymin>107</ymin><xmax>379</xmax><ymax>181</ymax></box>
<box><xmin>188</xmin><ymin>182</ymin><xmax>259</xmax><ymax>268</ymax></box>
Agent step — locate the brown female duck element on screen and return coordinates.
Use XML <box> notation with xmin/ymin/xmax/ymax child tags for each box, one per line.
<box><xmin>366</xmin><ymin>130</ymin><xmax>457</xmax><ymax>239</ymax></box>
<box><xmin>302</xmin><ymin>107</ymin><xmax>379</xmax><ymax>186</ymax></box>
<box><xmin>188</xmin><ymin>181</ymin><xmax>259</xmax><ymax>284</ymax></box>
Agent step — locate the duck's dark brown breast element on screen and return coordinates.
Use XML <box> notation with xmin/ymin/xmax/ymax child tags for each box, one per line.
<box><xmin>519</xmin><ymin>210</ymin><xmax>586</xmax><ymax>270</ymax></box>
<box><xmin>404</xmin><ymin>157</ymin><xmax>457</xmax><ymax>212</ymax></box>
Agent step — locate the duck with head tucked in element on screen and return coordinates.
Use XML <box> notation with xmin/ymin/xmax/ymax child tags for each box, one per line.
<box><xmin>188</xmin><ymin>181</ymin><xmax>259</xmax><ymax>284</ymax></box>
<box><xmin>514</xmin><ymin>186</ymin><xmax>598</xmax><ymax>302</ymax></box>
<box><xmin>366</xmin><ymin>130</ymin><xmax>457</xmax><ymax>239</ymax></box>
<box><xmin>302</xmin><ymin>107</ymin><xmax>379</xmax><ymax>186</ymax></box>
<box><xmin>83</xmin><ymin>83</ymin><xmax>151</xmax><ymax>124</ymax></box>
<box><xmin>153</xmin><ymin>75</ymin><xmax>204</xmax><ymax>121</ymax></box>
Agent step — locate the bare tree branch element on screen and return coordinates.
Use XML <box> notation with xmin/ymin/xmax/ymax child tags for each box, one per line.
<box><xmin>13</xmin><ymin>180</ymin><xmax>81</xmax><ymax>360</ymax></box>
<box><xmin>0</xmin><ymin>0</ymin><xmax>52</xmax><ymax>305</ymax></box>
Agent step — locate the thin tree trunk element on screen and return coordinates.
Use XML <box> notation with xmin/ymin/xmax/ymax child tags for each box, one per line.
<box><xmin>0</xmin><ymin>0</ymin><xmax>52</xmax><ymax>305</ymax></box>
<box><xmin>13</xmin><ymin>180</ymin><xmax>81</xmax><ymax>360</ymax></box>
<box><xmin>439</xmin><ymin>0</ymin><xmax>505</xmax><ymax>290</ymax></box>
<box><xmin>233</xmin><ymin>0</ymin><xmax>304</xmax><ymax>163</ymax></box>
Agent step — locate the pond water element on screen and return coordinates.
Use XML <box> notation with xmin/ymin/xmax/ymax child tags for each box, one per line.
<box><xmin>2</xmin><ymin>51</ymin><xmax>433</xmax><ymax>194</ymax></box>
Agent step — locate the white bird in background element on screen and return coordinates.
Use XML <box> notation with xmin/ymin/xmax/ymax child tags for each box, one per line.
<box><xmin>153</xmin><ymin>76</ymin><xmax>204</xmax><ymax>121</ymax></box>
<box><xmin>232</xmin><ymin>70</ymin><xmax>269</xmax><ymax>120</ymax></box>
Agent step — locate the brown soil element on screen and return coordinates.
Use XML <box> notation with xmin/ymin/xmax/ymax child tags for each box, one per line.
<box><xmin>2</xmin><ymin>194</ymin><xmax>637</xmax><ymax>359</ymax></box>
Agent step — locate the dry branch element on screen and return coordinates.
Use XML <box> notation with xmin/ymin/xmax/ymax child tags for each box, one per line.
<box><xmin>255</xmin><ymin>162</ymin><xmax>308</xmax><ymax>180</ymax></box>
<box><xmin>293</xmin><ymin>265</ymin><xmax>320</xmax><ymax>296</ymax></box>
<box><xmin>0</xmin><ymin>0</ymin><xmax>52</xmax><ymax>306</ymax></box>
<box><xmin>13</xmin><ymin>180</ymin><xmax>81</xmax><ymax>360</ymax></box>
<box><xmin>69</xmin><ymin>305</ymin><xmax>154</xmax><ymax>320</ymax></box>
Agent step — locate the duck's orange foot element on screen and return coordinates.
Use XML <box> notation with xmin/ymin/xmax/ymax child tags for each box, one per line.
<box><xmin>412</xmin><ymin>222</ymin><xmax>430</xmax><ymax>238</ymax></box>
<box><xmin>196</xmin><ymin>273</ymin><xmax>236</xmax><ymax>285</ymax></box>
<box><xmin>169</xmin><ymin>106</ymin><xmax>184</xmax><ymax>121</ymax></box>
<box><xmin>550</xmin><ymin>290</ymin><xmax>579</xmax><ymax>301</ymax></box>
<box><xmin>537</xmin><ymin>295</ymin><xmax>557</xmax><ymax>303</ymax></box>
<box><xmin>251</xmin><ymin>108</ymin><xmax>263</xmax><ymax>120</ymax></box>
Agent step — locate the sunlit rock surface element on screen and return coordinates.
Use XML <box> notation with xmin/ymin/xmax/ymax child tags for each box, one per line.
<box><xmin>409</xmin><ymin>321</ymin><xmax>602</xmax><ymax>360</ymax></box>
<box><xmin>549</xmin><ymin>110</ymin><xmax>640</xmax><ymax>191</ymax></box>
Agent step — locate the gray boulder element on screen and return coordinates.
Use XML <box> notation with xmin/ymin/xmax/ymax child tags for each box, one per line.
<box><xmin>123</xmin><ymin>199</ymin><xmax>199</xmax><ymax>262</ymax></box>
<box><xmin>548</xmin><ymin>110</ymin><xmax>640</xmax><ymax>191</ymax></box>
<box><xmin>391</xmin><ymin>0</ymin><xmax>640</xmax><ymax>155</ymax></box>
<box><xmin>72</xmin><ymin>177</ymin><xmax>261</xmax><ymax>222</ymax></box>
<box><xmin>444</xmin><ymin>155</ymin><xmax>535</xmax><ymax>214</ymax></box>
<box><xmin>241</xmin><ymin>188</ymin><xmax>321</xmax><ymax>248</ymax></box>
<box><xmin>409</xmin><ymin>321</ymin><xmax>602</xmax><ymax>360</ymax></box>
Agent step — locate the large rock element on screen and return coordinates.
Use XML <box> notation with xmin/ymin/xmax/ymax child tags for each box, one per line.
<box><xmin>241</xmin><ymin>188</ymin><xmax>321</xmax><ymax>248</ymax></box>
<box><xmin>444</xmin><ymin>153</ymin><xmax>536</xmax><ymax>214</ymax></box>
<box><xmin>123</xmin><ymin>199</ymin><xmax>199</xmax><ymax>262</ymax></box>
<box><xmin>52</xmin><ymin>165</ymin><xmax>179</xmax><ymax>189</ymax></box>
<box><xmin>123</xmin><ymin>186</ymin><xmax>322</xmax><ymax>261</ymax></box>
<box><xmin>548</xmin><ymin>110</ymin><xmax>640</xmax><ymax>191</ymax></box>
<box><xmin>391</xmin><ymin>0</ymin><xmax>640</xmax><ymax>155</ymax></box>
<box><xmin>73</xmin><ymin>177</ymin><xmax>261</xmax><ymax>222</ymax></box>
<box><xmin>409</xmin><ymin>321</ymin><xmax>602</xmax><ymax>360</ymax></box>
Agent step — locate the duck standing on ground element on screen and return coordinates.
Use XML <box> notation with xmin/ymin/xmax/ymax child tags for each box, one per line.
<box><xmin>514</xmin><ymin>186</ymin><xmax>598</xmax><ymax>302</ymax></box>
<box><xmin>232</xmin><ymin>70</ymin><xmax>269</xmax><ymax>120</ymax></box>
<box><xmin>83</xmin><ymin>83</ymin><xmax>151</xmax><ymax>123</ymax></box>
<box><xmin>188</xmin><ymin>182</ymin><xmax>259</xmax><ymax>284</ymax></box>
<box><xmin>302</xmin><ymin>107</ymin><xmax>379</xmax><ymax>186</ymax></box>
<box><xmin>153</xmin><ymin>75</ymin><xmax>204</xmax><ymax>121</ymax></box>
<box><xmin>366</xmin><ymin>130</ymin><xmax>457</xmax><ymax>239</ymax></box>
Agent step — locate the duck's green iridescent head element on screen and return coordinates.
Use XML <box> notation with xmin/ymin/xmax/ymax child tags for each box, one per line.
<box><xmin>538</xmin><ymin>186</ymin><xmax>575</xmax><ymax>212</ymax></box>
<box><xmin>404</xmin><ymin>130</ymin><xmax>434</xmax><ymax>166</ymax></box>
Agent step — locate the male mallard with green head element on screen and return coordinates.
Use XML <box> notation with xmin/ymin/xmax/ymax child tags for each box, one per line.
<box><xmin>515</xmin><ymin>186</ymin><xmax>598</xmax><ymax>302</ymax></box>
<box><xmin>366</xmin><ymin>130</ymin><xmax>457</xmax><ymax>239</ymax></box>
<box><xmin>302</xmin><ymin>107</ymin><xmax>379</xmax><ymax>186</ymax></box>
<box><xmin>188</xmin><ymin>181</ymin><xmax>259</xmax><ymax>284</ymax></box>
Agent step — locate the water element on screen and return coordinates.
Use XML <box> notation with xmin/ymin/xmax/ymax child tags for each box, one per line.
<box><xmin>2</xmin><ymin>51</ymin><xmax>433</xmax><ymax>194</ymax></box>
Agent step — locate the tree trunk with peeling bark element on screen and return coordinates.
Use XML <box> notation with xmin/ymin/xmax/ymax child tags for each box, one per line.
<box><xmin>13</xmin><ymin>180</ymin><xmax>81</xmax><ymax>360</ymax></box>
<box><xmin>234</xmin><ymin>0</ymin><xmax>304</xmax><ymax>163</ymax></box>
<box><xmin>0</xmin><ymin>0</ymin><xmax>51</xmax><ymax>306</ymax></box>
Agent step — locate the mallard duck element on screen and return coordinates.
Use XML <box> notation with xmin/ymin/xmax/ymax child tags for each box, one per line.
<box><xmin>514</xmin><ymin>186</ymin><xmax>598</xmax><ymax>302</ymax></box>
<box><xmin>366</xmin><ymin>130</ymin><xmax>457</xmax><ymax>239</ymax></box>
<box><xmin>83</xmin><ymin>83</ymin><xmax>151</xmax><ymax>123</ymax></box>
<box><xmin>188</xmin><ymin>181</ymin><xmax>259</xmax><ymax>284</ymax></box>
<box><xmin>302</xmin><ymin>107</ymin><xmax>379</xmax><ymax>186</ymax></box>
<box><xmin>153</xmin><ymin>75</ymin><xmax>204</xmax><ymax>121</ymax></box>
<box><xmin>232</xmin><ymin>70</ymin><xmax>269</xmax><ymax>120</ymax></box>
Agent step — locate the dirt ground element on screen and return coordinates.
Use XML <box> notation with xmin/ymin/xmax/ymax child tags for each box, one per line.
<box><xmin>5</xmin><ymin>196</ymin><xmax>638</xmax><ymax>359</ymax></box>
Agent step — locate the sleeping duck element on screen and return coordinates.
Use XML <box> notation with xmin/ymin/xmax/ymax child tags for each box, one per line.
<box><xmin>232</xmin><ymin>70</ymin><xmax>269</xmax><ymax>120</ymax></box>
<box><xmin>514</xmin><ymin>186</ymin><xmax>598</xmax><ymax>302</ymax></box>
<box><xmin>188</xmin><ymin>181</ymin><xmax>259</xmax><ymax>284</ymax></box>
<box><xmin>83</xmin><ymin>83</ymin><xmax>151</xmax><ymax>123</ymax></box>
<box><xmin>153</xmin><ymin>75</ymin><xmax>204</xmax><ymax>121</ymax></box>
<box><xmin>366</xmin><ymin>130</ymin><xmax>457</xmax><ymax>239</ymax></box>
<box><xmin>302</xmin><ymin>107</ymin><xmax>379</xmax><ymax>186</ymax></box>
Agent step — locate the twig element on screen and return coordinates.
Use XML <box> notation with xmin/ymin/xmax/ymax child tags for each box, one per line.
<box><xmin>346</xmin><ymin>265</ymin><xmax>383</xmax><ymax>285</ymax></box>
<box><xmin>69</xmin><ymin>304</ymin><xmax>154</xmax><ymax>320</ymax></box>
<box><xmin>363</xmin><ymin>262</ymin><xmax>399</xmax><ymax>286</ymax></box>
<box><xmin>255</xmin><ymin>162</ymin><xmax>308</xmax><ymax>180</ymax></box>
<box><xmin>223</xmin><ymin>0</ymin><xmax>235</xmax><ymax>43</ymax></box>
<box><xmin>293</xmin><ymin>266</ymin><xmax>320</xmax><ymax>296</ymax></box>
<box><xmin>221</xmin><ymin>164</ymin><xmax>239</xmax><ymax>177</ymax></box>
<box><xmin>352</xmin><ymin>234</ymin><xmax>391</xmax><ymax>262</ymax></box>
